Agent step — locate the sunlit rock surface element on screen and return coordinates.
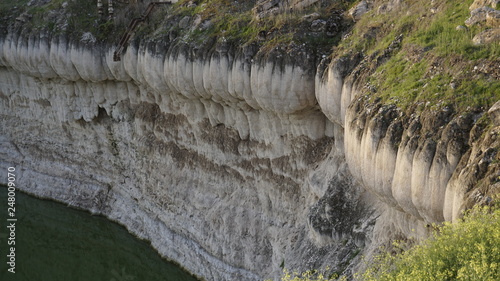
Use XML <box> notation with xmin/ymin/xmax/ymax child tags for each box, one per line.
<box><xmin>0</xmin><ymin>30</ymin><xmax>495</xmax><ymax>280</ymax></box>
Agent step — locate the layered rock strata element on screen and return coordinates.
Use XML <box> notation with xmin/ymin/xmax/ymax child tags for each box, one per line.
<box><xmin>0</xmin><ymin>33</ymin><xmax>371</xmax><ymax>280</ymax></box>
<box><xmin>0</xmin><ymin>28</ymin><xmax>496</xmax><ymax>280</ymax></box>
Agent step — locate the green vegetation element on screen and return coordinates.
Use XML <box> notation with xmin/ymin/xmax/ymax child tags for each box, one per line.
<box><xmin>410</xmin><ymin>1</ymin><xmax>500</xmax><ymax>59</ymax></box>
<box><xmin>338</xmin><ymin>0</ymin><xmax>500</xmax><ymax>112</ymax></box>
<box><xmin>168</xmin><ymin>0</ymin><xmax>347</xmax><ymax>53</ymax></box>
<box><xmin>359</xmin><ymin>205</ymin><xmax>500</xmax><ymax>281</ymax></box>
<box><xmin>273</xmin><ymin>205</ymin><xmax>500</xmax><ymax>281</ymax></box>
<box><xmin>0</xmin><ymin>0</ymin><xmax>350</xmax><ymax>54</ymax></box>
<box><xmin>368</xmin><ymin>52</ymin><xmax>500</xmax><ymax>111</ymax></box>
<box><xmin>0</xmin><ymin>0</ymin><xmax>149</xmax><ymax>42</ymax></box>
<box><xmin>340</xmin><ymin>0</ymin><xmax>500</xmax><ymax>58</ymax></box>
<box><xmin>173</xmin><ymin>0</ymin><xmax>255</xmax><ymax>42</ymax></box>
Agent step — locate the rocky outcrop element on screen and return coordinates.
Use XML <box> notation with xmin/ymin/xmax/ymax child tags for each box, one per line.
<box><xmin>465</xmin><ymin>7</ymin><xmax>500</xmax><ymax>26</ymax></box>
<box><xmin>466</xmin><ymin>0</ymin><xmax>500</xmax><ymax>44</ymax></box>
<box><xmin>470</xmin><ymin>0</ymin><xmax>500</xmax><ymax>10</ymax></box>
<box><xmin>377</xmin><ymin>0</ymin><xmax>404</xmax><ymax>14</ymax></box>
<box><xmin>316</xmin><ymin>51</ymin><xmax>499</xmax><ymax>235</ymax></box>
<box><xmin>473</xmin><ymin>28</ymin><xmax>500</xmax><ymax>44</ymax></box>
<box><xmin>348</xmin><ymin>0</ymin><xmax>373</xmax><ymax>22</ymax></box>
<box><xmin>489</xmin><ymin>101</ymin><xmax>500</xmax><ymax>126</ymax></box>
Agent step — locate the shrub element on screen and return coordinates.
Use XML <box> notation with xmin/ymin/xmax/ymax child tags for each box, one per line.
<box><xmin>359</xmin><ymin>206</ymin><xmax>500</xmax><ymax>281</ymax></box>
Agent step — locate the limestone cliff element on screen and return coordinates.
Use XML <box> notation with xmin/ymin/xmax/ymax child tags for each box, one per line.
<box><xmin>0</xmin><ymin>33</ymin><xmax>370</xmax><ymax>280</ymax></box>
<box><xmin>1</xmin><ymin>0</ymin><xmax>499</xmax><ymax>280</ymax></box>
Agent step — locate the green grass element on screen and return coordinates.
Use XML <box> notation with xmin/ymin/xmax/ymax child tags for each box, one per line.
<box><xmin>341</xmin><ymin>0</ymin><xmax>500</xmax><ymax>58</ymax></box>
<box><xmin>410</xmin><ymin>0</ymin><xmax>500</xmax><ymax>59</ymax></box>
<box><xmin>368</xmin><ymin>52</ymin><xmax>500</xmax><ymax>111</ymax></box>
<box><xmin>171</xmin><ymin>0</ymin><xmax>262</xmax><ymax>44</ymax></box>
<box><xmin>339</xmin><ymin>0</ymin><xmax>500</xmax><ymax>112</ymax></box>
<box><xmin>170</xmin><ymin>0</ymin><xmax>343</xmax><ymax>53</ymax></box>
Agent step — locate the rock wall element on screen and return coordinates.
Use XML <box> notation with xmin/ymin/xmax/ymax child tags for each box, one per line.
<box><xmin>0</xmin><ymin>24</ymin><xmax>496</xmax><ymax>280</ymax></box>
<box><xmin>316</xmin><ymin>53</ymin><xmax>499</xmax><ymax>237</ymax></box>
<box><xmin>0</xmin><ymin>32</ymin><xmax>375</xmax><ymax>280</ymax></box>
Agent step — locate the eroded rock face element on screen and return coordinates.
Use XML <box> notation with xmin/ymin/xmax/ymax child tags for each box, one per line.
<box><xmin>343</xmin><ymin>98</ymin><xmax>476</xmax><ymax>224</ymax></box>
<box><xmin>0</xmin><ymin>13</ymin><xmax>496</xmax><ymax>280</ymax></box>
<box><xmin>315</xmin><ymin>54</ymin><xmax>363</xmax><ymax>126</ymax></box>
<box><xmin>0</xmin><ymin>32</ymin><xmax>374</xmax><ymax>280</ymax></box>
<box><xmin>315</xmin><ymin>52</ymin><xmax>498</xmax><ymax>236</ymax></box>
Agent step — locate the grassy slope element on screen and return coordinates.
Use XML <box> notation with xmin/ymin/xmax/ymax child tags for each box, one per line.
<box><xmin>336</xmin><ymin>0</ymin><xmax>500</xmax><ymax>112</ymax></box>
<box><xmin>156</xmin><ymin>0</ymin><xmax>349</xmax><ymax>58</ymax></box>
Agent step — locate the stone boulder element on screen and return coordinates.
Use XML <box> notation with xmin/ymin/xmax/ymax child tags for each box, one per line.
<box><xmin>252</xmin><ymin>0</ymin><xmax>281</xmax><ymax>20</ymax></box>
<box><xmin>377</xmin><ymin>0</ymin><xmax>403</xmax><ymax>14</ymax></box>
<box><xmin>470</xmin><ymin>0</ymin><xmax>500</xmax><ymax>10</ymax></box>
<box><xmin>349</xmin><ymin>0</ymin><xmax>373</xmax><ymax>22</ymax></box>
<box><xmin>465</xmin><ymin>7</ymin><xmax>498</xmax><ymax>26</ymax></box>
<box><xmin>253</xmin><ymin>0</ymin><xmax>321</xmax><ymax>20</ymax></box>
<box><xmin>487</xmin><ymin>8</ymin><xmax>500</xmax><ymax>27</ymax></box>
<box><xmin>289</xmin><ymin>0</ymin><xmax>320</xmax><ymax>11</ymax></box>
<box><xmin>488</xmin><ymin>100</ymin><xmax>500</xmax><ymax>126</ymax></box>
<box><xmin>473</xmin><ymin>28</ymin><xmax>500</xmax><ymax>44</ymax></box>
